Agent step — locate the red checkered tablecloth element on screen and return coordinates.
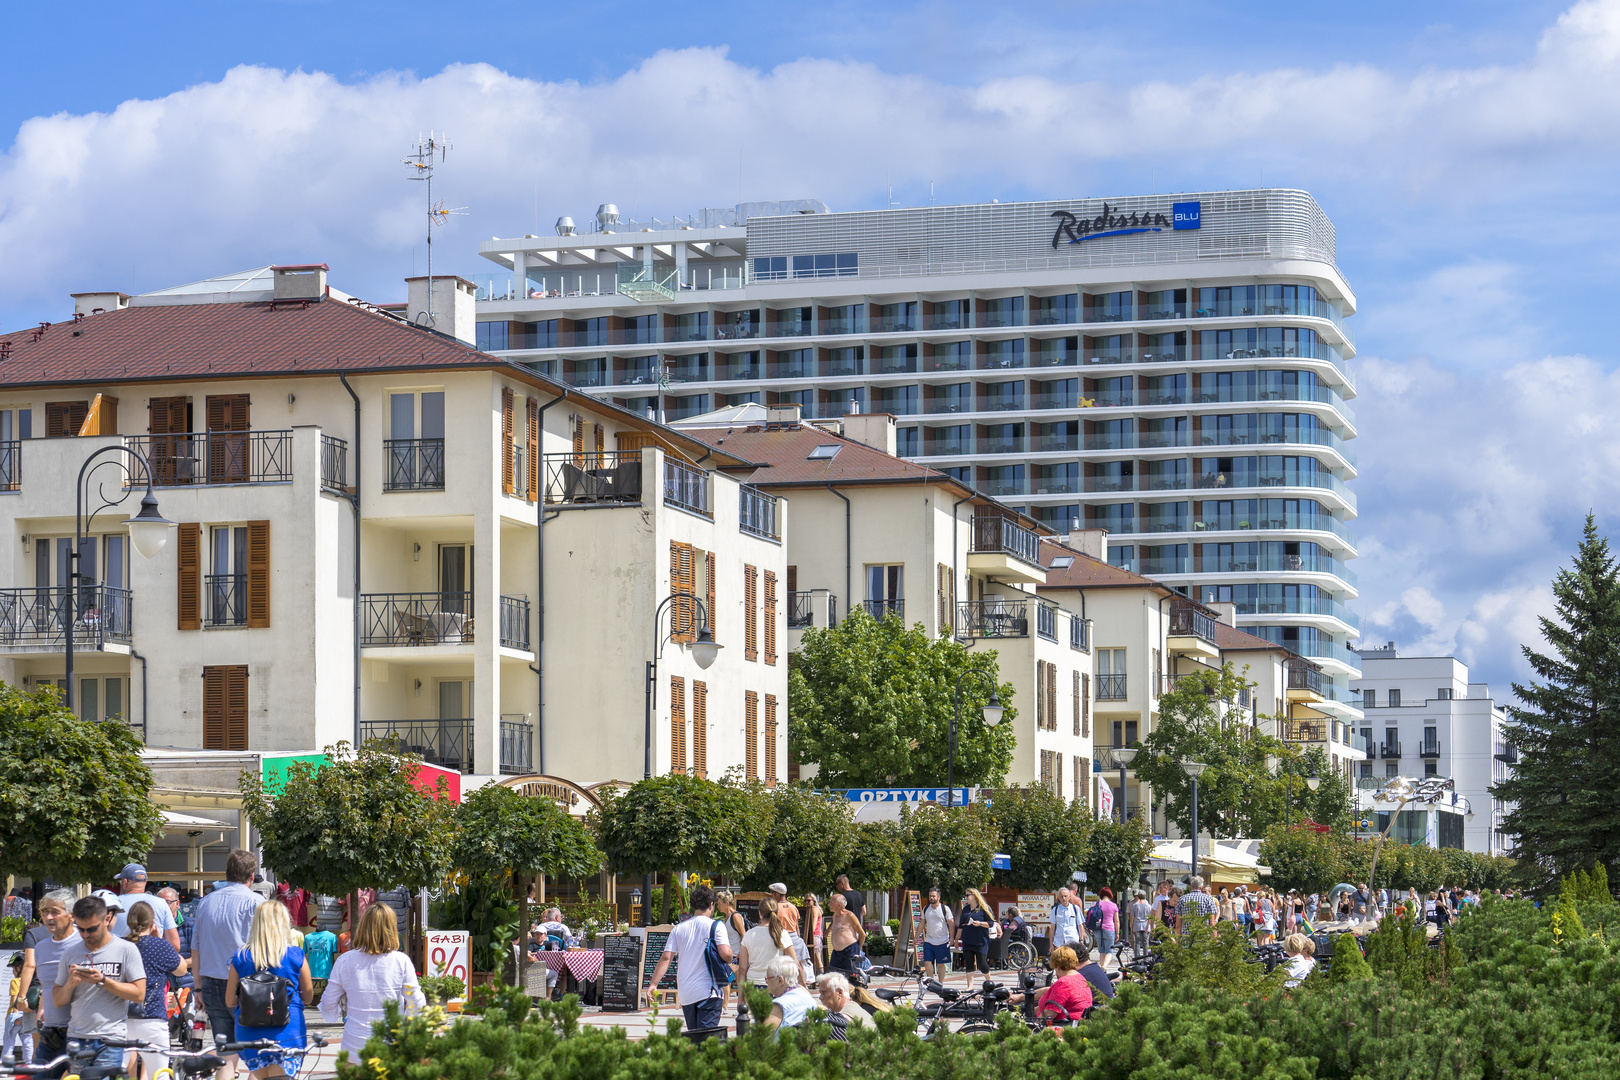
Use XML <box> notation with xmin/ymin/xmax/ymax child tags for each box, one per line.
<box><xmin>541</xmin><ymin>949</ymin><xmax>604</xmax><ymax>983</ymax></box>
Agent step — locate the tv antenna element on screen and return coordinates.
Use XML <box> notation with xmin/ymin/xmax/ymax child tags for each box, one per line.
<box><xmin>402</xmin><ymin>132</ymin><xmax>464</xmax><ymax>328</ymax></box>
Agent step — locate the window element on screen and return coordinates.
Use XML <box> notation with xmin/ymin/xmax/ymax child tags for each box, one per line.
<box><xmin>208</xmin><ymin>525</ymin><xmax>248</xmax><ymax>627</ymax></box>
<box><xmin>476</xmin><ymin>321</ymin><xmax>508</xmax><ymax>351</ymax></box>
<box><xmin>896</xmin><ymin>426</ymin><xmax>919</xmax><ymax>457</ymax></box>
<box><xmin>1425</xmin><ymin>761</ymin><xmax>1439</xmax><ymax>777</ymax></box>
<box><xmin>202</xmin><ymin>665</ymin><xmax>249</xmax><ymax>751</ymax></box>
<box><xmin>1111</xmin><ymin>719</ymin><xmax>1139</xmax><ymax>749</ymax></box>
<box><xmin>1389</xmin><ymin>689</ymin><xmax>1401</xmax><ymax>708</ymax></box>
<box><xmin>1359</xmin><ymin>762</ymin><xmax>1372</xmax><ymax>778</ymax></box>
<box><xmin>0</xmin><ymin>407</ymin><xmax>32</xmax><ymax>442</ymax></box>
<box><xmin>1097</xmin><ymin>649</ymin><xmax>1127</xmax><ymax>700</ymax></box>
<box><xmin>1361</xmin><ymin>689</ymin><xmax>1376</xmax><ymax>708</ymax></box>
<box><xmin>791</xmin><ymin>253</ymin><xmax>857</xmax><ymax>279</ymax></box>
<box><xmin>865</xmin><ymin>564</ymin><xmax>903</xmax><ymax>619</ymax></box>
<box><xmin>670</xmin><ymin>676</ymin><xmax>686</xmax><ymax>774</ymax></box>
<box><xmin>1386</xmin><ymin>761</ymin><xmax>1399</xmax><ymax>777</ymax></box>
<box><xmin>753</xmin><ymin>257</ymin><xmax>787</xmax><ymax>281</ymax></box>
<box><xmin>385</xmin><ymin>390</ymin><xmax>446</xmax><ymax>490</ymax></box>
<box><xmin>1438</xmin><ymin>687</ymin><xmax>1453</xmax><ymax>700</ymax></box>
<box><xmin>936</xmin><ymin>562</ymin><xmax>955</xmax><ymax>634</ymax></box>
<box><xmin>807</xmin><ymin>444</ymin><xmax>842</xmax><ymax>460</ymax></box>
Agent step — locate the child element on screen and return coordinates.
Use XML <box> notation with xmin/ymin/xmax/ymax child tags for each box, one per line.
<box><xmin>1282</xmin><ymin>933</ymin><xmax>1316</xmax><ymax>987</ymax></box>
<box><xmin>3</xmin><ymin>953</ymin><xmax>35</xmax><ymax>1066</ymax></box>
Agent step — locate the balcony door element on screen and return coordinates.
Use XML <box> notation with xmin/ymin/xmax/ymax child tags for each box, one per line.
<box><xmin>865</xmin><ymin>564</ymin><xmax>902</xmax><ymax>619</ymax></box>
<box><xmin>439</xmin><ymin>544</ymin><xmax>472</xmax><ymax>615</ymax></box>
<box><xmin>205</xmin><ymin>395</ymin><xmax>251</xmax><ymax>482</ymax></box>
<box><xmin>387</xmin><ymin>391</ymin><xmax>445</xmax><ymax>488</ymax></box>
<box><xmin>438</xmin><ymin>679</ymin><xmax>472</xmax><ymax>721</ymax></box>
<box><xmin>210</xmin><ymin>526</ymin><xmax>248</xmax><ymax>626</ymax></box>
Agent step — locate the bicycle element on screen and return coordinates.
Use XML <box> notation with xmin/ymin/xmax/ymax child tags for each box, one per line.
<box><xmin>152</xmin><ymin>1035</ymin><xmax>326</xmax><ymax>1080</ymax></box>
<box><xmin>915</xmin><ymin>979</ymin><xmax>1010</xmax><ymax>1038</ymax></box>
<box><xmin>2</xmin><ymin>1036</ymin><xmax>148</xmax><ymax>1080</ymax></box>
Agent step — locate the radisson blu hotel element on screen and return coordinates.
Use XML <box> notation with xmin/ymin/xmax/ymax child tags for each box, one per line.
<box><xmin>472</xmin><ymin>188</ymin><xmax>1361</xmax><ymax>700</ymax></box>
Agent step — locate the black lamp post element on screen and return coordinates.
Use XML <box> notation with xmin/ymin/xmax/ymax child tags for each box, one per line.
<box><xmin>66</xmin><ymin>445</ymin><xmax>174</xmax><ymax>711</ymax></box>
<box><xmin>642</xmin><ymin>593</ymin><xmax>721</xmax><ymax>924</ymax></box>
<box><xmin>1182</xmin><ymin>761</ymin><xmax>1207</xmax><ymax>880</ymax></box>
<box><xmin>947</xmin><ymin>666</ymin><xmax>1003</xmax><ymax>808</ymax></box>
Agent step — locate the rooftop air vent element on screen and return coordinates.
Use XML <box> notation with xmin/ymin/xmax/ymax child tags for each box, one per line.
<box><xmin>555</xmin><ymin>216</ymin><xmax>576</xmax><ymax>236</ymax></box>
<box><xmin>596</xmin><ymin>203</ymin><xmax>620</xmax><ymax>229</ymax></box>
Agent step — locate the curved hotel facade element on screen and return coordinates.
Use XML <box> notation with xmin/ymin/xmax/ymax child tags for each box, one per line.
<box><xmin>472</xmin><ymin>189</ymin><xmax>1362</xmax><ymax>704</ymax></box>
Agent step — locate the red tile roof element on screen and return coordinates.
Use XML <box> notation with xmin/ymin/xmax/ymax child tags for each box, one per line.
<box><xmin>693</xmin><ymin>424</ymin><xmax>951</xmax><ymax>486</ymax></box>
<box><xmin>0</xmin><ymin>298</ymin><xmax>488</xmax><ymax>387</ymax></box>
<box><xmin>1036</xmin><ymin>539</ymin><xmax>1170</xmax><ymax>592</ymax></box>
<box><xmin>1211</xmin><ymin>621</ymin><xmax>1290</xmax><ymax>653</ymax></box>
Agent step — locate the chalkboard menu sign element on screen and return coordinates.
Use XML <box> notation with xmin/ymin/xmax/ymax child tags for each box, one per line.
<box><xmin>598</xmin><ymin>933</ymin><xmax>643</xmax><ymax>1011</ymax></box>
<box><xmin>642</xmin><ymin>926</ymin><xmax>677</xmax><ymax>994</ymax></box>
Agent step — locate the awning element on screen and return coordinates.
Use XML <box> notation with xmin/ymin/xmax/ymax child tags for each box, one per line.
<box><xmin>1147</xmin><ymin>839</ymin><xmax>1272</xmax><ymax>882</ymax></box>
<box><xmin>160</xmin><ymin>809</ymin><xmax>232</xmax><ymax>832</ymax></box>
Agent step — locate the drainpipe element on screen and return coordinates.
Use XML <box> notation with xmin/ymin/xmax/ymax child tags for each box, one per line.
<box><xmin>951</xmin><ymin>494</ymin><xmax>973</xmax><ymax>620</ymax></box>
<box><xmin>130</xmin><ymin>649</ymin><xmax>148</xmax><ymax>744</ymax></box>
<box><xmin>827</xmin><ymin>485</ymin><xmax>850</xmax><ymax>620</ymax></box>
<box><xmin>527</xmin><ymin>396</ymin><xmax>566</xmax><ymax>774</ymax></box>
<box><xmin>339</xmin><ymin>375</ymin><xmax>362</xmax><ymax>750</ymax></box>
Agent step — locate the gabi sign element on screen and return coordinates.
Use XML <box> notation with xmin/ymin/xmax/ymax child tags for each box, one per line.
<box><xmin>1050</xmin><ymin>201</ymin><xmax>1201</xmax><ymax>247</ymax></box>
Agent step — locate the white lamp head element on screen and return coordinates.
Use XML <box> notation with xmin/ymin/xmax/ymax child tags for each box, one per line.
<box><xmin>1113</xmin><ymin>746</ymin><xmax>1138</xmax><ymax>767</ymax></box>
<box><xmin>981</xmin><ymin>691</ymin><xmax>1004</xmax><ymax>727</ymax></box>
<box><xmin>124</xmin><ymin>492</ymin><xmax>176</xmax><ymax>560</ymax></box>
<box><xmin>1181</xmin><ymin>760</ymin><xmax>1207</xmax><ymax>779</ymax></box>
<box><xmin>1306</xmin><ymin>773</ymin><xmax>1322</xmax><ymax>791</ymax></box>
<box><xmin>691</xmin><ymin>624</ymin><xmax>722</xmax><ymax>670</ymax></box>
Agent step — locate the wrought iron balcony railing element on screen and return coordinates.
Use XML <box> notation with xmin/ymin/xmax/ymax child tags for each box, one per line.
<box><xmin>383</xmin><ymin>438</ymin><xmax>446</xmax><ymax>491</ymax></box>
<box><xmin>956</xmin><ymin>599</ymin><xmax>1029</xmax><ymax>638</ymax></box>
<box><xmin>126</xmin><ymin>431</ymin><xmax>293</xmax><ymax>486</ymax></box>
<box><xmin>542</xmin><ymin>450</ymin><xmax>642</xmax><ymax>506</ymax></box>
<box><xmin>361</xmin><ymin>592</ymin><xmax>474</xmax><ymax>646</ymax></box>
<box><xmin>359</xmin><ymin>718</ymin><xmax>471</xmax><ymax>772</ymax></box>
<box><xmin>0</xmin><ymin>585</ymin><xmax>132</xmax><ymax>649</ymax></box>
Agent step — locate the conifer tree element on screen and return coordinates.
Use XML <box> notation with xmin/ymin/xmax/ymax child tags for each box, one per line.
<box><xmin>1494</xmin><ymin>515</ymin><xmax>1620</xmax><ymax>886</ymax></box>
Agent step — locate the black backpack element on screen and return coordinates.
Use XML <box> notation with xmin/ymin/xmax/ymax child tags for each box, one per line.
<box><xmin>237</xmin><ymin>968</ymin><xmax>290</xmax><ymax>1028</ymax></box>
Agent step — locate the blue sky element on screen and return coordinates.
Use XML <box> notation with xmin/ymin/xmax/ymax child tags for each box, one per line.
<box><xmin>3</xmin><ymin>0</ymin><xmax>1617</xmax><ymax>701</ymax></box>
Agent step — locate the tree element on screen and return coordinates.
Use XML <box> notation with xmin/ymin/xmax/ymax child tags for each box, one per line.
<box><xmin>787</xmin><ymin>608</ymin><xmax>1017</xmax><ymax>788</ymax></box>
<box><xmin>452</xmin><ymin>783</ymin><xmax>603</xmax><ymax>987</ymax></box>
<box><xmin>897</xmin><ymin>804</ymin><xmax>999</xmax><ymax>899</ymax></box>
<box><xmin>1083</xmin><ymin>816</ymin><xmax>1153</xmax><ymax>898</ymax></box>
<box><xmin>239</xmin><ymin>741</ymin><xmax>457</xmax><ymax>903</ymax></box>
<box><xmin>590</xmin><ymin>773</ymin><xmax>771</xmax><ymax>923</ymax></box>
<box><xmin>1495</xmin><ymin>515</ymin><xmax>1620</xmax><ymax>885</ymax></box>
<box><xmin>984</xmin><ymin>785</ymin><xmax>1093</xmax><ymax>890</ymax></box>
<box><xmin>0</xmin><ymin>684</ymin><xmax>164</xmax><ymax>886</ymax></box>
<box><xmin>743</xmin><ymin>785</ymin><xmax>857</xmax><ymax>893</ymax></box>
<box><xmin>845</xmin><ymin>820</ymin><xmax>904</xmax><ymax>893</ymax></box>
<box><xmin>1259</xmin><ymin>825</ymin><xmax>1347</xmax><ymax>895</ymax></box>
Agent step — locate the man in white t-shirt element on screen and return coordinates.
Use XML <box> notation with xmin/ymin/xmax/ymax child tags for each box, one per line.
<box><xmin>647</xmin><ymin>885</ymin><xmax>733</xmax><ymax>1032</ymax></box>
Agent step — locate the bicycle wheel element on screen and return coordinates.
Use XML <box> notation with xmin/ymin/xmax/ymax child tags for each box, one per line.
<box><xmin>1005</xmin><ymin>941</ymin><xmax>1036</xmax><ymax>968</ymax></box>
<box><xmin>957</xmin><ymin>1022</ymin><xmax>998</xmax><ymax>1036</ymax></box>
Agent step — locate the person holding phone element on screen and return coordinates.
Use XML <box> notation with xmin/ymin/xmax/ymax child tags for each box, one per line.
<box><xmin>51</xmin><ymin>895</ymin><xmax>146</xmax><ymax>1072</ymax></box>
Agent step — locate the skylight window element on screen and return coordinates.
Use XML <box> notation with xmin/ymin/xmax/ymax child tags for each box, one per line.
<box><xmin>808</xmin><ymin>444</ymin><xmax>843</xmax><ymax>460</ymax></box>
<box><xmin>1050</xmin><ymin>556</ymin><xmax>1075</xmax><ymax>569</ymax></box>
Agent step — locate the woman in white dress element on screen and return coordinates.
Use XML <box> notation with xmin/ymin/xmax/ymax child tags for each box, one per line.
<box><xmin>318</xmin><ymin>904</ymin><xmax>427</xmax><ymax>1055</ymax></box>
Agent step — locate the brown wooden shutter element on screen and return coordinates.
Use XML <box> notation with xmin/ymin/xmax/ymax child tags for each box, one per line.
<box><xmin>78</xmin><ymin>394</ymin><xmax>117</xmax><ymax>436</ymax></box>
<box><xmin>1036</xmin><ymin>662</ymin><xmax>1047</xmax><ymax>729</ymax></box>
<box><xmin>1048</xmin><ymin>663</ymin><xmax>1057</xmax><ymax>730</ymax></box>
<box><xmin>149</xmin><ymin>396</ymin><xmax>187</xmax><ymax>435</ymax></box>
<box><xmin>1073</xmin><ymin>756</ymin><xmax>1081</xmax><ymax>802</ymax></box>
<box><xmin>572</xmin><ymin>416</ymin><xmax>585</xmax><ymax>464</ymax></box>
<box><xmin>1055</xmin><ymin>753</ymin><xmax>1063</xmax><ymax>798</ymax></box>
<box><xmin>203</xmin><ymin>665</ymin><xmax>249</xmax><ymax>751</ymax></box>
<box><xmin>1081</xmin><ymin>757</ymin><xmax>1091</xmax><ymax>807</ymax></box>
<box><xmin>763</xmin><ymin>570</ymin><xmax>777</xmax><ymax>666</ymax></box>
<box><xmin>937</xmin><ymin>563</ymin><xmax>948</xmax><ymax>631</ymax></box>
<box><xmin>786</xmin><ymin>565</ymin><xmax>797</xmax><ymax>594</ymax></box>
<box><xmin>1040</xmin><ymin>750</ymin><xmax>1052</xmax><ymax>791</ymax></box>
<box><xmin>205</xmin><ymin>394</ymin><xmax>250</xmax><ymax>432</ymax></box>
<box><xmin>1082</xmin><ymin>673</ymin><xmax>1091</xmax><ymax>737</ymax></box>
<box><xmin>45</xmin><ymin>401</ymin><xmax>89</xmax><ymax>438</ymax></box>
<box><xmin>593</xmin><ymin>423</ymin><xmax>605</xmax><ymax>468</ymax></box>
<box><xmin>149</xmin><ymin>396</ymin><xmax>189</xmax><ymax>485</ymax></box>
<box><xmin>692</xmin><ymin>680</ymin><xmax>708</xmax><ymax>778</ymax></box>
<box><xmin>745</xmin><ymin>690</ymin><xmax>759</xmax><ymax>781</ymax></box>
<box><xmin>1154</xmin><ymin>648</ymin><xmax>1162</xmax><ymax>700</ymax></box>
<box><xmin>705</xmin><ymin>552</ymin><xmax>716</xmax><ymax>640</ymax></box>
<box><xmin>526</xmin><ymin>397</ymin><xmax>540</xmax><ymax>501</ymax></box>
<box><xmin>670</xmin><ymin>676</ymin><xmax>686</xmax><ymax>774</ymax></box>
<box><xmin>670</xmin><ymin>542</ymin><xmax>696</xmax><ymax>644</ymax></box>
<box><xmin>764</xmin><ymin>693</ymin><xmax>779</xmax><ymax>787</ymax></box>
<box><xmin>744</xmin><ymin>565</ymin><xmax>758</xmax><ymax>661</ymax></box>
<box><xmin>1073</xmin><ymin>671</ymin><xmax>1082</xmax><ymax>737</ymax></box>
<box><xmin>177</xmin><ymin>523</ymin><xmax>201</xmax><ymax>630</ymax></box>
<box><xmin>245</xmin><ymin>520</ymin><xmax>271</xmax><ymax>628</ymax></box>
<box><xmin>501</xmin><ymin>388</ymin><xmax>515</xmax><ymax>495</ymax></box>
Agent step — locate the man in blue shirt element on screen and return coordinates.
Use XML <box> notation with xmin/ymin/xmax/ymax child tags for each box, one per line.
<box><xmin>190</xmin><ymin>850</ymin><xmax>264</xmax><ymax>1080</ymax></box>
<box><xmin>1049</xmin><ymin>887</ymin><xmax>1085</xmax><ymax>954</ymax></box>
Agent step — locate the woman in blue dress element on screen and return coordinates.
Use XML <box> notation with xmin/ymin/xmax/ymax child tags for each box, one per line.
<box><xmin>224</xmin><ymin>900</ymin><xmax>314</xmax><ymax>1078</ymax></box>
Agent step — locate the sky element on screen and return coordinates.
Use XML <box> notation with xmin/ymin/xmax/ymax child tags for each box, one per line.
<box><xmin>2</xmin><ymin>0</ymin><xmax>1616</xmax><ymax>703</ymax></box>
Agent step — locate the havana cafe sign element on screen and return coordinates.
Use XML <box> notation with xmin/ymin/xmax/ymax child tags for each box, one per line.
<box><xmin>1051</xmin><ymin>200</ymin><xmax>1201</xmax><ymax>247</ymax></box>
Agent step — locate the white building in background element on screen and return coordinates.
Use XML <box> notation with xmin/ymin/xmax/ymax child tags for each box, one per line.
<box><xmin>1350</xmin><ymin>643</ymin><xmax>1513</xmax><ymax>854</ymax></box>
<box><xmin>471</xmin><ymin>187</ymin><xmax>1362</xmax><ymax>711</ymax></box>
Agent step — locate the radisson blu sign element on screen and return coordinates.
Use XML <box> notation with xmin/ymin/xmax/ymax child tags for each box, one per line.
<box><xmin>1050</xmin><ymin>200</ymin><xmax>1201</xmax><ymax>247</ymax></box>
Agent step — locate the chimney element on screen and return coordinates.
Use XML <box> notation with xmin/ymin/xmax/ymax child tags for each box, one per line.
<box><xmin>70</xmin><ymin>292</ymin><xmax>131</xmax><ymax>317</ymax></box>
<box><xmin>1207</xmin><ymin>601</ymin><xmax>1237</xmax><ymax>627</ymax></box>
<box><xmin>272</xmin><ymin>264</ymin><xmax>329</xmax><ymax>300</ymax></box>
<box><xmin>842</xmin><ymin>412</ymin><xmax>897</xmax><ymax>455</ymax></box>
<box><xmin>406</xmin><ymin>275</ymin><xmax>477</xmax><ymax>345</ymax></box>
<box><xmin>1067</xmin><ymin>526</ymin><xmax>1109</xmax><ymax>561</ymax></box>
<box><xmin>765</xmin><ymin>403</ymin><xmax>802</xmax><ymax>427</ymax></box>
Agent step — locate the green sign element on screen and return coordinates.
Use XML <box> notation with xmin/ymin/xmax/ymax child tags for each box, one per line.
<box><xmin>260</xmin><ymin>754</ymin><xmax>329</xmax><ymax>797</ymax></box>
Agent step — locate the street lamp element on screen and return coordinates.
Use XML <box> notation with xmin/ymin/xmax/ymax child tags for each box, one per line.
<box><xmin>1112</xmin><ymin>746</ymin><xmax>1137</xmax><ymax>823</ymax></box>
<box><xmin>1181</xmin><ymin>761</ymin><xmax>1207</xmax><ymax>880</ymax></box>
<box><xmin>643</xmin><ymin>593</ymin><xmax>721</xmax><ymax>925</ymax></box>
<box><xmin>947</xmin><ymin>665</ymin><xmax>1002</xmax><ymax>808</ymax></box>
<box><xmin>1284</xmin><ymin>769</ymin><xmax>1321</xmax><ymax>828</ymax></box>
<box><xmin>66</xmin><ymin>446</ymin><xmax>174</xmax><ymax>712</ymax></box>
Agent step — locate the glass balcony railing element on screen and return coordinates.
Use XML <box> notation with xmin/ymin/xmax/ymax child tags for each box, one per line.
<box><xmin>980</xmin><ymin>476</ymin><xmax>1026</xmax><ymax>497</ymax></box>
<box><xmin>922</xmin><ymin>438</ymin><xmax>972</xmax><ymax>457</ymax></box>
<box><xmin>1034</xmin><ymin>431</ymin><xmax>1080</xmax><ymax>453</ymax></box>
<box><xmin>1085</xmin><ymin>431</ymin><xmax>1135</xmax><ymax>451</ymax></box>
<box><xmin>1084</xmin><ymin>389</ymin><xmax>1133</xmax><ymax>408</ymax></box>
<box><xmin>1195</xmin><ymin>426</ymin><xmax>1354</xmax><ymax>462</ymax></box>
<box><xmin>871</xmin><ymin>314</ymin><xmax>918</xmax><ymax>334</ymax></box>
<box><xmin>926</xmin><ymin>313</ymin><xmax>971</xmax><ymax>331</ymax></box>
<box><xmin>1032</xmin><ymin>475</ymin><xmax>1079</xmax><ymax>495</ymax></box>
<box><xmin>926</xmin><ymin>397</ymin><xmax>973</xmax><ymax>415</ymax></box>
<box><xmin>1084</xmin><ymin>475</ymin><xmax>1136</xmax><ymax>493</ymax></box>
<box><xmin>1214</xmin><ymin>595</ymin><xmax>1360</xmax><ymax>629</ymax></box>
<box><xmin>979</xmin><ymin>435</ymin><xmax>1024</xmax><ymax>455</ymax></box>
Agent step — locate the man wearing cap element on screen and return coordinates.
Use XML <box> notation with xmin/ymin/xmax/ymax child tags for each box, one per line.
<box><xmin>112</xmin><ymin>865</ymin><xmax>181</xmax><ymax>951</ymax></box>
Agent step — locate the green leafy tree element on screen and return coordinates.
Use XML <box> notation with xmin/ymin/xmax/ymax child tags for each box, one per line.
<box><xmin>743</xmin><ymin>784</ymin><xmax>857</xmax><ymax>893</ymax></box>
<box><xmin>1259</xmin><ymin>825</ymin><xmax>1347</xmax><ymax>895</ymax></box>
<box><xmin>897</xmin><ymin>803</ymin><xmax>999</xmax><ymax>899</ymax></box>
<box><xmin>845</xmin><ymin>820</ymin><xmax>904</xmax><ymax>893</ymax></box>
<box><xmin>452</xmin><ymin>783</ymin><xmax>603</xmax><ymax>986</ymax></box>
<box><xmin>590</xmin><ymin>773</ymin><xmax>771</xmax><ymax>923</ymax></box>
<box><xmin>240</xmin><ymin>741</ymin><xmax>457</xmax><ymax>903</ymax></box>
<box><xmin>0</xmin><ymin>684</ymin><xmax>164</xmax><ymax>885</ymax></box>
<box><xmin>984</xmin><ymin>784</ymin><xmax>1093</xmax><ymax>890</ymax></box>
<box><xmin>1495</xmin><ymin>515</ymin><xmax>1620</xmax><ymax>886</ymax></box>
<box><xmin>787</xmin><ymin>608</ymin><xmax>1017</xmax><ymax>787</ymax></box>
<box><xmin>1082</xmin><ymin>815</ymin><xmax>1153</xmax><ymax>898</ymax></box>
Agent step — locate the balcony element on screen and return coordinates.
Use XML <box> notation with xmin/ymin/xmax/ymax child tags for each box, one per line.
<box><xmin>1167</xmin><ymin>598</ymin><xmax>1218</xmax><ymax>657</ymax></box>
<box><xmin>789</xmin><ymin>590</ymin><xmax>838</xmax><ymax>629</ymax></box>
<box><xmin>1382</xmin><ymin>741</ymin><xmax>1402</xmax><ymax>759</ymax></box>
<box><xmin>739</xmin><ymin>486</ymin><xmax>779</xmax><ymax>541</ymax></box>
<box><xmin>359</xmin><ymin>718</ymin><xmax>472</xmax><ymax>772</ymax></box>
<box><xmin>1286</xmin><ymin>658</ymin><xmax>1325</xmax><ymax>700</ymax></box>
<box><xmin>663</xmin><ymin>459</ymin><xmax>711</xmax><ymax>518</ymax></box>
<box><xmin>0</xmin><ymin>586</ymin><xmax>132</xmax><ymax>650</ymax></box>
<box><xmin>1036</xmin><ymin>603</ymin><xmax>1058</xmax><ymax>641</ymax></box>
<box><xmin>361</xmin><ymin>592</ymin><xmax>475</xmax><ymax>647</ymax></box>
<box><xmin>127</xmin><ymin>431</ymin><xmax>293</xmax><ymax>486</ymax></box>
<box><xmin>1419</xmin><ymin>738</ymin><xmax>1442</xmax><ymax>759</ymax></box>
<box><xmin>1494</xmin><ymin>744</ymin><xmax>1519</xmax><ymax>765</ymax></box>
<box><xmin>204</xmin><ymin>574</ymin><xmax>246</xmax><ymax>628</ymax></box>
<box><xmin>0</xmin><ymin>441</ymin><xmax>19</xmax><ymax>492</ymax></box>
<box><xmin>1070</xmin><ymin>615</ymin><xmax>1090</xmax><ymax>651</ymax></box>
<box><xmin>383</xmin><ymin>438</ymin><xmax>445</xmax><ymax>492</ymax></box>
<box><xmin>968</xmin><ymin>515</ymin><xmax>1045</xmax><ymax>583</ymax></box>
<box><xmin>1096</xmin><ymin>673</ymin><xmax>1127</xmax><ymax>700</ymax></box>
<box><xmin>863</xmin><ymin>598</ymin><xmax>905</xmax><ymax>620</ymax></box>
<box><xmin>1282</xmin><ymin>719</ymin><xmax>1329</xmax><ymax>744</ymax></box>
<box><xmin>500</xmin><ymin>595</ymin><xmax>530</xmax><ymax>651</ymax></box>
<box><xmin>543</xmin><ymin>451</ymin><xmax>642</xmax><ymax>507</ymax></box>
<box><xmin>320</xmin><ymin>435</ymin><xmax>348</xmax><ymax>495</ymax></box>
<box><xmin>501</xmin><ymin>715</ymin><xmax>534</xmax><ymax>774</ymax></box>
<box><xmin>956</xmin><ymin>599</ymin><xmax>1029</xmax><ymax>638</ymax></box>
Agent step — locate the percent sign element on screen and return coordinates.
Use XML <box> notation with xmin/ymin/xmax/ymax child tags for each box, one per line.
<box><xmin>426</xmin><ymin>930</ymin><xmax>470</xmax><ymax>986</ymax></box>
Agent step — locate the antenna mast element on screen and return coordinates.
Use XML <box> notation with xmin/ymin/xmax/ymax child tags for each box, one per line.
<box><xmin>403</xmin><ymin>132</ymin><xmax>464</xmax><ymax>327</ymax></box>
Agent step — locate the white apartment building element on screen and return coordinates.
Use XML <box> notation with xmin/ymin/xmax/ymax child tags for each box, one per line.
<box><xmin>673</xmin><ymin>404</ymin><xmax>1095</xmax><ymax>799</ymax></box>
<box><xmin>470</xmin><ymin>187</ymin><xmax>1362</xmax><ymax>709</ymax></box>
<box><xmin>1351</xmin><ymin>643</ymin><xmax>1512</xmax><ymax>854</ymax></box>
<box><xmin>0</xmin><ymin>265</ymin><xmax>787</xmax><ymax>790</ymax></box>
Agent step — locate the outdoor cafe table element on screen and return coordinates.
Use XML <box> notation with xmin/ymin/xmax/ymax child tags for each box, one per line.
<box><xmin>542</xmin><ymin>948</ymin><xmax>605</xmax><ymax>987</ymax></box>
